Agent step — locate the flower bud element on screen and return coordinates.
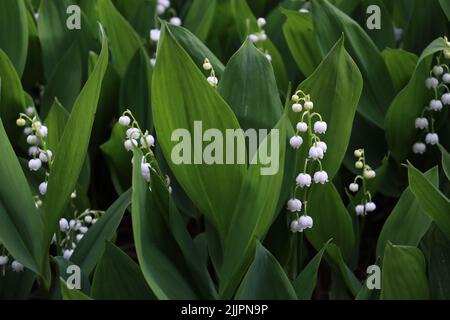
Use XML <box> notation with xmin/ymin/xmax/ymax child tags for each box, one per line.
<box><xmin>16</xmin><ymin>118</ymin><xmax>26</xmax><ymax>127</ymax></box>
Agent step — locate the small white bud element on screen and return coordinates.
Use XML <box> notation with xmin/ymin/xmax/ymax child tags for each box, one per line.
<box><xmin>141</xmin><ymin>160</ymin><xmax>151</xmax><ymax>182</ymax></box>
<box><xmin>354</xmin><ymin>149</ymin><xmax>363</xmax><ymax>157</ymax></box>
<box><xmin>290</xmin><ymin>220</ymin><xmax>300</xmax><ymax>232</ymax></box>
<box><xmin>59</xmin><ymin>218</ymin><xmax>69</xmax><ymax>232</ymax></box>
<box><xmin>363</xmin><ymin>169</ymin><xmax>376</xmax><ymax>179</ymax></box>
<box><xmin>207</xmin><ymin>76</ymin><xmax>218</xmax><ymax>87</ymax></box>
<box><xmin>248</xmin><ymin>34</ymin><xmax>259</xmax><ymax>43</ymax></box>
<box><xmin>296</xmin><ymin>122</ymin><xmax>307</xmax><ymax>132</ymax></box>
<box><xmin>63</xmin><ymin>249</ymin><xmax>73</xmax><ymax>260</ymax></box>
<box><xmin>296</xmin><ymin>173</ymin><xmax>312</xmax><ymax>188</ymax></box>
<box><xmin>415</xmin><ymin>117</ymin><xmax>429</xmax><ymax>129</ymax></box>
<box><xmin>443</xmin><ymin>73</ymin><xmax>450</xmax><ymax>83</ymax></box>
<box><xmin>156</xmin><ymin>4</ymin><xmax>165</xmax><ymax>15</ymax></box>
<box><xmin>76</xmin><ymin>234</ymin><xmax>84</xmax><ymax>242</ymax></box>
<box><xmin>140</xmin><ymin>134</ymin><xmax>155</xmax><ymax>148</ymax></box>
<box><xmin>150</xmin><ymin>58</ymin><xmax>156</xmax><ymax>67</ymax></box>
<box><xmin>259</xmin><ymin>32</ymin><xmax>268</xmax><ymax>42</ymax></box>
<box><xmin>429</xmin><ymin>99</ymin><xmax>443</xmax><ymax>111</ymax></box>
<box><xmin>126</xmin><ymin>128</ymin><xmax>140</xmax><ymax>139</ymax></box>
<box><xmin>349</xmin><ymin>183</ymin><xmax>359</xmax><ymax>192</ymax></box>
<box><xmin>26</xmin><ymin>135</ymin><xmax>39</xmax><ymax>145</ymax></box>
<box><xmin>316</xmin><ymin>141</ymin><xmax>327</xmax><ymax>153</ymax></box>
<box><xmin>291</xmin><ymin>94</ymin><xmax>300</xmax><ymax>102</ymax></box>
<box><xmin>124</xmin><ymin>139</ymin><xmax>138</xmax><ymax>151</ymax></box>
<box><xmin>425</xmin><ymin>133</ymin><xmax>439</xmax><ymax>145</ymax></box>
<box><xmin>37</xmin><ymin>125</ymin><xmax>48</xmax><ymax>138</ymax></box>
<box><xmin>150</xmin><ymin>29</ymin><xmax>161</xmax><ymax>42</ymax></box>
<box><xmin>292</xmin><ymin>103</ymin><xmax>302</xmax><ymax>113</ymax></box>
<box><xmin>203</xmin><ymin>61</ymin><xmax>212</xmax><ymax>71</ymax></box>
<box><xmin>92</xmin><ymin>219</ymin><xmax>97</xmax><ymax>224</ymax></box>
<box><xmin>79</xmin><ymin>226</ymin><xmax>88</xmax><ymax>234</ymax></box>
<box><xmin>28</xmin><ymin>158</ymin><xmax>42</xmax><ymax>171</ymax></box>
<box><xmin>25</xmin><ymin>107</ymin><xmax>35</xmax><ymax>116</ymax></box>
<box><xmin>11</xmin><ymin>260</ymin><xmax>24</xmax><ymax>272</ymax></box>
<box><xmin>355</xmin><ymin>161</ymin><xmax>363</xmax><ymax>169</ymax></box>
<box><xmin>313</xmin><ymin>121</ymin><xmax>327</xmax><ymax>134</ymax></box>
<box><xmin>355</xmin><ymin>204</ymin><xmax>365</xmax><ymax>216</ymax></box>
<box><xmin>412</xmin><ymin>142</ymin><xmax>426</xmax><ymax>154</ymax></box>
<box><xmin>299</xmin><ymin>8</ymin><xmax>309</xmax><ymax>13</ymax></box>
<box><xmin>304</xmin><ymin>101</ymin><xmax>313</xmax><ymax>111</ymax></box>
<box><xmin>71</xmin><ymin>191</ymin><xmax>77</xmax><ymax>199</ymax></box>
<box><xmin>24</xmin><ymin>127</ymin><xmax>33</xmax><ymax>135</ymax></box>
<box><xmin>287</xmin><ymin>198</ymin><xmax>302</xmax><ymax>212</ymax></box>
<box><xmin>265</xmin><ymin>53</ymin><xmax>272</xmax><ymax>62</ymax></box>
<box><xmin>365</xmin><ymin>202</ymin><xmax>376</xmax><ymax>212</ymax></box>
<box><xmin>441</xmin><ymin>93</ymin><xmax>450</xmax><ymax>105</ymax></box>
<box><xmin>289</xmin><ymin>135</ymin><xmax>303</xmax><ymax>149</ymax></box>
<box><xmin>39</xmin><ymin>150</ymin><xmax>52</xmax><ymax>163</ymax></box>
<box><xmin>257</xmin><ymin>17</ymin><xmax>266</xmax><ymax>28</ymax></box>
<box><xmin>16</xmin><ymin>118</ymin><xmax>26</xmax><ymax>127</ymax></box>
<box><xmin>0</xmin><ymin>255</ymin><xmax>9</xmax><ymax>266</ymax></box>
<box><xmin>39</xmin><ymin>181</ymin><xmax>47</xmax><ymax>195</ymax></box>
<box><xmin>28</xmin><ymin>146</ymin><xmax>39</xmax><ymax>156</ymax></box>
<box><xmin>69</xmin><ymin>219</ymin><xmax>76</xmax><ymax>229</ymax></box>
<box><xmin>84</xmin><ymin>215</ymin><xmax>93</xmax><ymax>224</ymax></box>
<box><xmin>425</xmin><ymin>77</ymin><xmax>439</xmax><ymax>89</ymax></box>
<box><xmin>169</xmin><ymin>17</ymin><xmax>182</xmax><ymax>26</ymax></box>
<box><xmin>433</xmin><ymin>65</ymin><xmax>444</xmax><ymax>76</ymax></box>
<box><xmin>118</xmin><ymin>116</ymin><xmax>131</xmax><ymax>126</ymax></box>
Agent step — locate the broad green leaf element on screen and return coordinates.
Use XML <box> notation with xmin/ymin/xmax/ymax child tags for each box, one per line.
<box><xmin>376</xmin><ymin>167</ymin><xmax>438</xmax><ymax>257</ymax></box>
<box><xmin>60</xmin><ymin>280</ymin><xmax>92</xmax><ymax>300</ymax></box>
<box><xmin>0</xmin><ymin>269</ymin><xmax>35</xmax><ymax>299</ymax></box>
<box><xmin>282</xmin><ymin>10</ymin><xmax>322</xmax><ymax>77</ymax></box>
<box><xmin>219</xmin><ymin>114</ymin><xmax>288</xmax><ymax>298</ymax></box>
<box><xmin>120</xmin><ymin>47</ymin><xmax>152</xmax><ymax>129</ymax></box>
<box><xmin>408</xmin><ymin>164</ymin><xmax>450</xmax><ymax>239</ymax></box>
<box><xmin>0</xmin><ymin>0</ymin><xmax>28</xmax><ymax>76</ymax></box>
<box><xmin>131</xmin><ymin>150</ymin><xmax>216</xmax><ymax>299</ymax></box>
<box><xmin>43</xmin><ymin>34</ymin><xmax>108</xmax><ymax>249</ymax></box>
<box><xmin>385</xmin><ymin>38</ymin><xmax>449</xmax><ymax>161</ymax></box>
<box><xmin>381</xmin><ymin>242</ymin><xmax>429</xmax><ymax>299</ymax></box>
<box><xmin>71</xmin><ymin>189</ymin><xmax>131</xmax><ymax>274</ymax></box>
<box><xmin>219</xmin><ymin>40</ymin><xmax>282</xmax><ymax>131</ymax></box>
<box><xmin>438</xmin><ymin>144</ymin><xmax>450</xmax><ymax>181</ymax></box>
<box><xmin>381</xmin><ymin>48</ymin><xmax>418</xmax><ymax>92</ymax></box>
<box><xmin>0</xmin><ymin>49</ymin><xmax>26</xmax><ymax>141</ymax></box>
<box><xmin>440</xmin><ymin>0</ymin><xmax>450</xmax><ymax>21</ymax></box>
<box><xmin>294</xmin><ymin>36</ymin><xmax>363</xmax><ymax>180</ymax></box>
<box><xmin>235</xmin><ymin>241</ymin><xmax>297</xmax><ymax>300</ymax></box>
<box><xmin>328</xmin><ymin>0</ymin><xmax>360</xmax><ymax>14</ymax></box>
<box><xmin>91</xmin><ymin>242</ymin><xmax>154</xmax><ymax>299</ymax></box>
<box><xmin>0</xmin><ymin>118</ymin><xmax>44</xmax><ymax>276</ymax></box>
<box><xmin>128</xmin><ymin>0</ymin><xmax>156</xmax><ymax>39</ymax></box>
<box><xmin>44</xmin><ymin>98</ymin><xmax>69</xmax><ymax>152</ymax></box>
<box><xmin>293</xmin><ymin>239</ymin><xmax>331</xmax><ymax>300</ymax></box>
<box><xmin>54</xmin><ymin>256</ymin><xmax>90</xmax><ymax>296</ymax></box>
<box><xmin>22</xmin><ymin>8</ymin><xmax>44</xmax><ymax>92</ymax></box>
<box><xmin>41</xmin><ymin>43</ymin><xmax>82</xmax><ymax>116</ymax></box>
<box><xmin>184</xmin><ymin>0</ymin><xmax>217</xmax><ymax>42</ymax></box>
<box><xmin>168</xmin><ymin>24</ymin><xmax>225</xmax><ymax>77</ymax></box>
<box><xmin>98</xmin><ymin>0</ymin><xmax>142</xmax><ymax>77</ymax></box>
<box><xmin>311</xmin><ymin>0</ymin><xmax>394</xmax><ymax>128</ymax></box>
<box><xmin>152</xmin><ymin>24</ymin><xmax>245</xmax><ymax>242</ymax></box>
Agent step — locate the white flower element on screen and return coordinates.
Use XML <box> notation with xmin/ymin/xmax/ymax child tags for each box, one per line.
<box><xmin>141</xmin><ymin>159</ymin><xmax>151</xmax><ymax>182</ymax></box>
<box><xmin>429</xmin><ymin>99</ymin><xmax>443</xmax><ymax>111</ymax></box>
<box><xmin>365</xmin><ymin>202</ymin><xmax>376</xmax><ymax>212</ymax></box>
<box><xmin>37</xmin><ymin>125</ymin><xmax>48</xmax><ymax>138</ymax></box>
<box><xmin>203</xmin><ymin>61</ymin><xmax>212</xmax><ymax>70</ymax></box>
<box><xmin>354</xmin><ymin>149</ymin><xmax>363</xmax><ymax>157</ymax></box>
<box><xmin>150</xmin><ymin>29</ymin><xmax>161</xmax><ymax>42</ymax></box>
<box><xmin>425</xmin><ymin>133</ymin><xmax>439</xmax><ymax>145</ymax></box>
<box><xmin>298</xmin><ymin>215</ymin><xmax>313</xmax><ymax>229</ymax></box>
<box><xmin>59</xmin><ymin>218</ymin><xmax>69</xmax><ymax>232</ymax></box>
<box><xmin>71</xmin><ymin>191</ymin><xmax>77</xmax><ymax>199</ymax></box>
<box><xmin>287</xmin><ymin>198</ymin><xmax>302</xmax><ymax>212</ymax></box>
<box><xmin>92</xmin><ymin>218</ymin><xmax>97</xmax><ymax>224</ymax></box>
<box><xmin>0</xmin><ymin>255</ymin><xmax>8</xmax><ymax>266</ymax></box>
<box><xmin>313</xmin><ymin>171</ymin><xmax>328</xmax><ymax>184</ymax></box>
<box><xmin>63</xmin><ymin>249</ymin><xmax>73</xmax><ymax>260</ymax></box>
<box><xmin>425</xmin><ymin>77</ymin><xmax>439</xmax><ymax>89</ymax></box>
<box><xmin>296</xmin><ymin>173</ymin><xmax>312</xmax><ymax>187</ymax></box>
<box><xmin>39</xmin><ymin>150</ymin><xmax>52</xmax><ymax>163</ymax></box>
<box><xmin>84</xmin><ymin>215</ymin><xmax>93</xmax><ymax>224</ymax></box>
<box><xmin>258</xmin><ymin>32</ymin><xmax>268</xmax><ymax>42</ymax></box>
<box><xmin>296</xmin><ymin>122</ymin><xmax>307</xmax><ymax>132</ymax></box>
<box><xmin>28</xmin><ymin>158</ymin><xmax>42</xmax><ymax>171</ymax></box>
<box><xmin>25</xmin><ymin>106</ymin><xmax>35</xmax><ymax>116</ymax></box>
<box><xmin>156</xmin><ymin>4</ymin><xmax>165</xmax><ymax>15</ymax></box>
<box><xmin>140</xmin><ymin>133</ymin><xmax>155</xmax><ymax>148</ymax></box>
<box><xmin>433</xmin><ymin>65</ymin><xmax>444</xmax><ymax>76</ymax></box>
<box><xmin>248</xmin><ymin>34</ymin><xmax>259</xmax><ymax>43</ymax></box>
<box><xmin>28</xmin><ymin>146</ymin><xmax>39</xmax><ymax>156</ymax></box>
<box><xmin>26</xmin><ymin>135</ymin><xmax>39</xmax><ymax>145</ymax></box>
<box><xmin>414</xmin><ymin>117</ymin><xmax>429</xmax><ymax>129</ymax></box>
<box><xmin>207</xmin><ymin>76</ymin><xmax>218</xmax><ymax>87</ymax></box>
<box><xmin>150</xmin><ymin>58</ymin><xmax>156</xmax><ymax>67</ymax></box>
<box><xmin>69</xmin><ymin>219</ymin><xmax>76</xmax><ymax>229</ymax></box>
<box><xmin>412</xmin><ymin>142</ymin><xmax>426</xmax><ymax>154</ymax></box>
<box><xmin>257</xmin><ymin>17</ymin><xmax>266</xmax><ymax>28</ymax></box>
<box><xmin>39</xmin><ymin>182</ymin><xmax>47</xmax><ymax>195</ymax></box>
<box><xmin>304</xmin><ymin>101</ymin><xmax>313</xmax><ymax>111</ymax></box>
<box><xmin>299</xmin><ymin>8</ymin><xmax>309</xmax><ymax>13</ymax></box>
<box><xmin>119</xmin><ymin>116</ymin><xmax>131</xmax><ymax>126</ymax></box>
<box><xmin>308</xmin><ymin>146</ymin><xmax>324</xmax><ymax>160</ymax></box>
<box><xmin>289</xmin><ymin>136</ymin><xmax>303</xmax><ymax>149</ymax></box>
<box><xmin>355</xmin><ymin>204</ymin><xmax>365</xmax><ymax>216</ymax></box>
<box><xmin>79</xmin><ymin>226</ymin><xmax>88</xmax><ymax>234</ymax></box>
<box><xmin>363</xmin><ymin>169</ymin><xmax>376</xmax><ymax>179</ymax></box>
<box><xmin>158</xmin><ymin>0</ymin><xmax>170</xmax><ymax>8</ymax></box>
<box><xmin>442</xmin><ymin>93</ymin><xmax>450</xmax><ymax>105</ymax></box>
<box><xmin>349</xmin><ymin>183</ymin><xmax>359</xmax><ymax>192</ymax></box>
<box><xmin>291</xmin><ymin>94</ymin><xmax>300</xmax><ymax>102</ymax></box>
<box><xmin>126</xmin><ymin>128</ymin><xmax>140</xmax><ymax>139</ymax></box>
<box><xmin>316</xmin><ymin>141</ymin><xmax>327</xmax><ymax>153</ymax></box>
<box><xmin>355</xmin><ymin>161</ymin><xmax>363</xmax><ymax>169</ymax></box>
<box><xmin>75</xmin><ymin>222</ymin><xmax>81</xmax><ymax>230</ymax></box>
<box><xmin>11</xmin><ymin>261</ymin><xmax>24</xmax><ymax>272</ymax></box>
<box><xmin>290</xmin><ymin>220</ymin><xmax>300</xmax><ymax>232</ymax></box>
<box><xmin>265</xmin><ymin>53</ymin><xmax>272</xmax><ymax>62</ymax></box>
<box><xmin>76</xmin><ymin>234</ymin><xmax>84</xmax><ymax>242</ymax></box>
<box><xmin>24</xmin><ymin>127</ymin><xmax>33</xmax><ymax>135</ymax></box>
<box><xmin>292</xmin><ymin>103</ymin><xmax>302</xmax><ymax>113</ymax></box>
<box><xmin>124</xmin><ymin>139</ymin><xmax>138</xmax><ymax>151</ymax></box>
<box><xmin>169</xmin><ymin>17</ymin><xmax>182</xmax><ymax>26</ymax></box>
<box><xmin>443</xmin><ymin>73</ymin><xmax>450</xmax><ymax>83</ymax></box>
<box><xmin>313</xmin><ymin>121</ymin><xmax>327</xmax><ymax>134</ymax></box>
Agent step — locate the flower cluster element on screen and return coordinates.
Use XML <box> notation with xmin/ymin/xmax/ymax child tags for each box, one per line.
<box><xmin>57</xmin><ymin>209</ymin><xmax>103</xmax><ymax>260</ymax></box>
<box><xmin>287</xmin><ymin>91</ymin><xmax>328</xmax><ymax>232</ymax></box>
<box><xmin>0</xmin><ymin>244</ymin><xmax>24</xmax><ymax>275</ymax></box>
<box><xmin>349</xmin><ymin>149</ymin><xmax>376</xmax><ymax>216</ymax></box>
<box><xmin>248</xmin><ymin>17</ymin><xmax>272</xmax><ymax>62</ymax></box>
<box><xmin>202</xmin><ymin>58</ymin><xmax>218</xmax><ymax>87</ymax></box>
<box><xmin>118</xmin><ymin>110</ymin><xmax>171</xmax><ymax>192</ymax></box>
<box><xmin>413</xmin><ymin>44</ymin><xmax>450</xmax><ymax>154</ymax></box>
<box><xmin>16</xmin><ymin>107</ymin><xmax>52</xmax><ymax>204</ymax></box>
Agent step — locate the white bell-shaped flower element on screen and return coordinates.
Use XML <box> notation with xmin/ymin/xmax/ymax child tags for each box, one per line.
<box><xmin>308</xmin><ymin>145</ymin><xmax>324</xmax><ymax>160</ymax></box>
<box><xmin>11</xmin><ymin>260</ymin><xmax>24</xmax><ymax>272</ymax></box>
<box><xmin>28</xmin><ymin>158</ymin><xmax>42</xmax><ymax>171</ymax></box>
<box><xmin>429</xmin><ymin>99</ymin><xmax>443</xmax><ymax>111</ymax></box>
<box><xmin>414</xmin><ymin>117</ymin><xmax>429</xmax><ymax>129</ymax></box>
<box><xmin>289</xmin><ymin>135</ymin><xmax>303</xmax><ymax>149</ymax></box>
<box><xmin>287</xmin><ymin>198</ymin><xmax>302</xmax><ymax>212</ymax></box>
<box><xmin>412</xmin><ymin>142</ymin><xmax>426</xmax><ymax>154</ymax></box>
<box><xmin>349</xmin><ymin>183</ymin><xmax>359</xmax><ymax>192</ymax></box>
<box><xmin>39</xmin><ymin>181</ymin><xmax>47</xmax><ymax>195</ymax></box>
<box><xmin>296</xmin><ymin>173</ymin><xmax>312</xmax><ymax>188</ymax></box>
<box><xmin>296</xmin><ymin>122</ymin><xmax>307</xmax><ymax>132</ymax></box>
<box><xmin>313</xmin><ymin>121</ymin><xmax>327</xmax><ymax>134</ymax></box>
<box><xmin>313</xmin><ymin>171</ymin><xmax>328</xmax><ymax>184</ymax></box>
<box><xmin>119</xmin><ymin>116</ymin><xmax>131</xmax><ymax>126</ymax></box>
<box><xmin>425</xmin><ymin>132</ymin><xmax>439</xmax><ymax>145</ymax></box>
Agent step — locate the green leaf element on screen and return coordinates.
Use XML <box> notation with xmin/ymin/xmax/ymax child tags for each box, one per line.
<box><xmin>438</xmin><ymin>144</ymin><xmax>450</xmax><ymax>181</ymax></box>
<box><xmin>311</xmin><ymin>0</ymin><xmax>394</xmax><ymax>128</ymax></box>
<box><xmin>408</xmin><ymin>164</ymin><xmax>450</xmax><ymax>239</ymax></box>
<box><xmin>184</xmin><ymin>0</ymin><xmax>217</xmax><ymax>42</ymax></box>
<box><xmin>60</xmin><ymin>280</ymin><xmax>92</xmax><ymax>300</ymax></box>
<box><xmin>43</xmin><ymin>33</ymin><xmax>108</xmax><ymax>249</ymax></box>
<box><xmin>381</xmin><ymin>242</ymin><xmax>429</xmax><ymax>299</ymax></box>
<box><xmin>376</xmin><ymin>167</ymin><xmax>438</xmax><ymax>257</ymax></box>
<box><xmin>0</xmin><ymin>269</ymin><xmax>35</xmax><ymax>299</ymax></box>
<box><xmin>385</xmin><ymin>38</ymin><xmax>449</xmax><ymax>161</ymax></box>
<box><xmin>44</xmin><ymin>98</ymin><xmax>69</xmax><ymax>152</ymax></box>
<box><xmin>0</xmin><ymin>49</ymin><xmax>26</xmax><ymax>141</ymax></box>
<box><xmin>98</xmin><ymin>0</ymin><xmax>142</xmax><ymax>77</ymax></box>
<box><xmin>295</xmin><ymin>36</ymin><xmax>363</xmax><ymax>180</ymax></box>
<box><xmin>91</xmin><ymin>242</ymin><xmax>154</xmax><ymax>299</ymax></box>
<box><xmin>152</xmin><ymin>23</ymin><xmax>245</xmax><ymax>242</ymax></box>
<box><xmin>128</xmin><ymin>0</ymin><xmax>157</xmax><ymax>39</ymax></box>
<box><xmin>235</xmin><ymin>241</ymin><xmax>297</xmax><ymax>299</ymax></box>
<box><xmin>219</xmin><ymin>114</ymin><xmax>288</xmax><ymax>298</ymax></box>
<box><xmin>120</xmin><ymin>47</ymin><xmax>152</xmax><ymax>129</ymax></box>
<box><xmin>71</xmin><ymin>189</ymin><xmax>131</xmax><ymax>274</ymax></box>
<box><xmin>0</xmin><ymin>0</ymin><xmax>28</xmax><ymax>76</ymax></box>
<box><xmin>293</xmin><ymin>239</ymin><xmax>332</xmax><ymax>300</ymax></box>
<box><xmin>282</xmin><ymin>10</ymin><xmax>322</xmax><ymax>77</ymax></box>
<box><xmin>381</xmin><ymin>48</ymin><xmax>418</xmax><ymax>92</ymax></box>
<box><xmin>219</xmin><ymin>40</ymin><xmax>282</xmax><ymax>131</ymax></box>
<box><xmin>0</xmin><ymin>118</ymin><xmax>44</xmax><ymax>276</ymax></box>
<box><xmin>440</xmin><ymin>0</ymin><xmax>450</xmax><ymax>21</ymax></box>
